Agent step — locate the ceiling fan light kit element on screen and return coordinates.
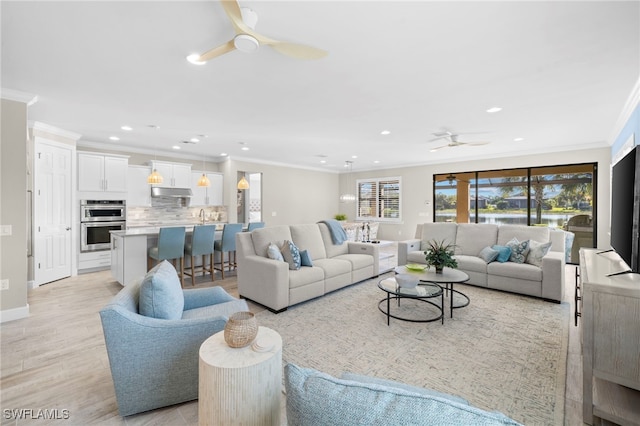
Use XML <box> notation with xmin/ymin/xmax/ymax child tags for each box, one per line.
<box><xmin>233</xmin><ymin>34</ymin><xmax>259</xmax><ymax>53</ymax></box>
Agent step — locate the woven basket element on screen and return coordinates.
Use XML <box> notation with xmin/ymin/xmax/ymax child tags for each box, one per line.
<box><xmin>224</xmin><ymin>311</ymin><xmax>258</xmax><ymax>348</ymax></box>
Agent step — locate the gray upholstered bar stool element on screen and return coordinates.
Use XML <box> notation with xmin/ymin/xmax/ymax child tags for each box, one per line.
<box><xmin>148</xmin><ymin>226</ymin><xmax>186</xmax><ymax>286</ymax></box>
<box><xmin>184</xmin><ymin>224</ymin><xmax>216</xmax><ymax>286</ymax></box>
<box><xmin>214</xmin><ymin>223</ymin><xmax>243</xmax><ymax>279</ymax></box>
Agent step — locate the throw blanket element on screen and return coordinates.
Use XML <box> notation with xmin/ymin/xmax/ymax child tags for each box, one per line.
<box><xmin>318</xmin><ymin>220</ymin><xmax>348</xmax><ymax>245</ymax></box>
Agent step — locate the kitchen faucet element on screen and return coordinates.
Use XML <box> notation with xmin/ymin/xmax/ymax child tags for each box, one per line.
<box><xmin>199</xmin><ymin>208</ymin><xmax>206</xmax><ymax>225</ymax></box>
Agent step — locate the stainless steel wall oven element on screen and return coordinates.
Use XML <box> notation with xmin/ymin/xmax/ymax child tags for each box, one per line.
<box><xmin>80</xmin><ymin>200</ymin><xmax>126</xmax><ymax>252</ymax></box>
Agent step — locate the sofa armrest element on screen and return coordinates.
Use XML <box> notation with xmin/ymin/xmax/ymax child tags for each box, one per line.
<box><xmin>183</xmin><ymin>286</ymin><xmax>236</xmax><ymax>311</ymax></box>
<box><xmin>348</xmin><ymin>242</ymin><xmax>380</xmax><ymax>275</ymax></box>
<box><xmin>237</xmin><ymin>254</ymin><xmax>290</xmax><ymax>312</ymax></box>
<box><xmin>541</xmin><ymin>251</ymin><xmax>565</xmax><ymax>302</ymax></box>
<box><xmin>398</xmin><ymin>239</ymin><xmax>421</xmax><ymax>266</ymax></box>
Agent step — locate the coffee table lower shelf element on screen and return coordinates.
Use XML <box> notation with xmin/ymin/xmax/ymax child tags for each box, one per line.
<box><xmin>377</xmin><ymin>279</ymin><xmax>444</xmax><ymax>325</ymax></box>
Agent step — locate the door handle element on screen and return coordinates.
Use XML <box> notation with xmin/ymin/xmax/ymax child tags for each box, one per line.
<box><xmin>66</xmin><ymin>227</ymin><xmax>71</xmax><ymax>231</ymax></box>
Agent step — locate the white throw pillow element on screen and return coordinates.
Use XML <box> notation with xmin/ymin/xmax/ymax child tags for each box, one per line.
<box><xmin>526</xmin><ymin>240</ymin><xmax>552</xmax><ymax>267</ymax></box>
<box><xmin>267</xmin><ymin>243</ymin><xmax>285</xmax><ymax>262</ymax></box>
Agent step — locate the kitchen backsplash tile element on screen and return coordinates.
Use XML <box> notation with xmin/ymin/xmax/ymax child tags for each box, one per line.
<box><xmin>127</xmin><ymin>200</ymin><xmax>227</xmax><ymax>227</ymax></box>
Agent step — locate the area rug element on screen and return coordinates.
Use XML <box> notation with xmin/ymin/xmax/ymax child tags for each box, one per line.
<box><xmin>255</xmin><ymin>276</ymin><xmax>569</xmax><ymax>425</ymax></box>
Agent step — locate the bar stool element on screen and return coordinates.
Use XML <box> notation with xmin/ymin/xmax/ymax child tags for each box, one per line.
<box><xmin>214</xmin><ymin>223</ymin><xmax>243</xmax><ymax>279</ymax></box>
<box><xmin>148</xmin><ymin>227</ymin><xmax>186</xmax><ymax>286</ymax></box>
<box><xmin>247</xmin><ymin>222</ymin><xmax>265</xmax><ymax>231</ymax></box>
<box><xmin>184</xmin><ymin>224</ymin><xmax>216</xmax><ymax>286</ymax></box>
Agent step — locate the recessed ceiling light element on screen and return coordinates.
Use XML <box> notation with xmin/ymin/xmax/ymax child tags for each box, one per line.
<box><xmin>121</xmin><ymin>125</ymin><xmax>133</xmax><ymax>131</ymax></box>
<box><xmin>373</xmin><ymin>160</ymin><xmax>380</xmax><ymax>164</ymax></box>
<box><xmin>320</xmin><ymin>160</ymin><xmax>327</xmax><ymax>164</ymax></box>
<box><xmin>486</xmin><ymin>107</ymin><xmax>502</xmax><ymax>113</ymax></box>
<box><xmin>220</xmin><ymin>153</ymin><xmax>228</xmax><ymax>157</ymax></box>
<box><xmin>172</xmin><ymin>145</ymin><xmax>181</xmax><ymax>150</ymax></box>
<box><xmin>514</xmin><ymin>137</ymin><xmax>524</xmax><ymax>142</ymax></box>
<box><xmin>109</xmin><ymin>136</ymin><xmax>120</xmax><ymax>141</ymax></box>
<box><xmin>190</xmin><ymin>138</ymin><xmax>200</xmax><ymax>143</ymax></box>
<box><xmin>186</xmin><ymin>54</ymin><xmax>206</xmax><ymax>65</ymax></box>
<box><xmin>380</xmin><ymin>130</ymin><xmax>391</xmax><ymax>135</ymax></box>
<box><xmin>241</xmin><ymin>147</ymin><xmax>249</xmax><ymax>151</ymax></box>
<box><xmin>351</xmin><ymin>155</ymin><xmax>358</xmax><ymax>159</ymax></box>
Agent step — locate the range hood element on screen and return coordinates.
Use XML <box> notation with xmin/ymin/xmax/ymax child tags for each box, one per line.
<box><xmin>151</xmin><ymin>187</ymin><xmax>193</xmax><ymax>198</ymax></box>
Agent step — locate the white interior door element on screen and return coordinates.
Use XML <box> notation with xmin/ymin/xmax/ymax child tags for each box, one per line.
<box><xmin>34</xmin><ymin>140</ymin><xmax>72</xmax><ymax>285</ymax></box>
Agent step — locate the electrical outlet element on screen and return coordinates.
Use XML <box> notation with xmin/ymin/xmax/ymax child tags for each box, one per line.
<box><xmin>0</xmin><ymin>225</ymin><xmax>12</xmax><ymax>236</ymax></box>
<box><xmin>0</xmin><ymin>279</ymin><xmax>9</xmax><ymax>291</ymax></box>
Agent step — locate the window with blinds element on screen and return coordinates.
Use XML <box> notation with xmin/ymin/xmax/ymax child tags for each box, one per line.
<box><xmin>356</xmin><ymin>177</ymin><xmax>401</xmax><ymax>221</ymax></box>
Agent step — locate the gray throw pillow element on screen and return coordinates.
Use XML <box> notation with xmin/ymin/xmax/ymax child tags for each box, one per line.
<box><xmin>526</xmin><ymin>240</ymin><xmax>552</xmax><ymax>267</ymax></box>
<box><xmin>281</xmin><ymin>240</ymin><xmax>301</xmax><ymax>270</ymax></box>
<box><xmin>505</xmin><ymin>238</ymin><xmax>530</xmax><ymax>264</ymax></box>
<box><xmin>478</xmin><ymin>246</ymin><xmax>500</xmax><ymax>263</ymax></box>
<box><xmin>139</xmin><ymin>260</ymin><xmax>184</xmax><ymax>320</ymax></box>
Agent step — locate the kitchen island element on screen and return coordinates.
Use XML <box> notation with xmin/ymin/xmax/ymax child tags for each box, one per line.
<box><xmin>110</xmin><ymin>224</ymin><xmax>226</xmax><ymax>286</ymax></box>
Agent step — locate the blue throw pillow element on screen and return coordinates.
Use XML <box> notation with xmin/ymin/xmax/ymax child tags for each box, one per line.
<box><xmin>491</xmin><ymin>245</ymin><xmax>512</xmax><ymax>263</ymax></box>
<box><xmin>299</xmin><ymin>249</ymin><xmax>313</xmax><ymax>267</ymax></box>
<box><xmin>139</xmin><ymin>260</ymin><xmax>184</xmax><ymax>320</ymax></box>
<box><xmin>281</xmin><ymin>240</ymin><xmax>301</xmax><ymax>270</ymax></box>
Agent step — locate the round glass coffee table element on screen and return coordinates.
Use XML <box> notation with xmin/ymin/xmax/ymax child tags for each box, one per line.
<box><xmin>377</xmin><ymin>277</ymin><xmax>443</xmax><ymax>325</ymax></box>
<box><xmin>395</xmin><ymin>265</ymin><xmax>470</xmax><ymax>318</ymax></box>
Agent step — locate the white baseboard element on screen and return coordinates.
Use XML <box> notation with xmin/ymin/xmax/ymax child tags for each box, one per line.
<box><xmin>27</xmin><ymin>280</ymin><xmax>37</xmax><ymax>290</ymax></box>
<box><xmin>0</xmin><ymin>304</ymin><xmax>30</xmax><ymax>323</ymax></box>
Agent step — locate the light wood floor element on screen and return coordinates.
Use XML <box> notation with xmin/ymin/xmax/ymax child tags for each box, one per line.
<box><xmin>1</xmin><ymin>266</ymin><xmax>591</xmax><ymax>425</ymax></box>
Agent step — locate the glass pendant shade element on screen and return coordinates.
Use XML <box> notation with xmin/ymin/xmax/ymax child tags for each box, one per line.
<box><xmin>147</xmin><ymin>168</ymin><xmax>164</xmax><ymax>184</ymax></box>
<box><xmin>237</xmin><ymin>176</ymin><xmax>249</xmax><ymax>190</ymax></box>
<box><xmin>339</xmin><ymin>161</ymin><xmax>355</xmax><ymax>203</ymax></box>
<box><xmin>197</xmin><ymin>173</ymin><xmax>210</xmax><ymax>187</ymax></box>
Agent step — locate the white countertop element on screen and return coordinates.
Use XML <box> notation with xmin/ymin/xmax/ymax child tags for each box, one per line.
<box><xmin>112</xmin><ymin>222</ymin><xmax>226</xmax><ymax>237</ymax></box>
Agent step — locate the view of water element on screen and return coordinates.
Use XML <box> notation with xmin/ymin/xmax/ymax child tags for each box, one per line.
<box><xmin>436</xmin><ymin>212</ymin><xmax>576</xmax><ymax>228</ymax></box>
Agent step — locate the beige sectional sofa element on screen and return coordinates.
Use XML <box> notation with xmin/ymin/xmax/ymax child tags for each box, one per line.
<box><xmin>398</xmin><ymin>223</ymin><xmax>566</xmax><ymax>302</ymax></box>
<box><xmin>236</xmin><ymin>223</ymin><xmax>380</xmax><ymax>313</ymax></box>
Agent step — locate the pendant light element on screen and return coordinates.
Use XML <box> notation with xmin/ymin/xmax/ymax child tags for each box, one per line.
<box><xmin>197</xmin><ymin>158</ymin><xmax>210</xmax><ymax>187</ymax></box>
<box><xmin>147</xmin><ymin>155</ymin><xmax>164</xmax><ymax>184</ymax></box>
<box><xmin>339</xmin><ymin>161</ymin><xmax>356</xmax><ymax>202</ymax></box>
<box><xmin>237</xmin><ymin>175</ymin><xmax>249</xmax><ymax>190</ymax></box>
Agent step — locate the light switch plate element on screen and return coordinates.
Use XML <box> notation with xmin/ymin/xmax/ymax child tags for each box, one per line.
<box><xmin>0</xmin><ymin>225</ymin><xmax>11</xmax><ymax>236</ymax></box>
<box><xmin>0</xmin><ymin>280</ymin><xmax>8</xmax><ymax>291</ymax></box>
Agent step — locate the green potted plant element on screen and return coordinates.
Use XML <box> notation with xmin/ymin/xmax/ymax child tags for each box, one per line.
<box><xmin>424</xmin><ymin>239</ymin><xmax>458</xmax><ymax>274</ymax></box>
<box><xmin>334</xmin><ymin>213</ymin><xmax>347</xmax><ymax>222</ymax></box>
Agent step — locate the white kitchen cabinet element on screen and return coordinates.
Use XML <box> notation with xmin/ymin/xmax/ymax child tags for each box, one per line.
<box><xmin>78</xmin><ymin>152</ymin><xmax>128</xmax><ymax>192</ymax></box>
<box><xmin>190</xmin><ymin>171</ymin><xmax>224</xmax><ymax>206</ymax></box>
<box><xmin>111</xmin><ymin>233</ymin><xmax>147</xmax><ymax>286</ymax></box>
<box><xmin>150</xmin><ymin>161</ymin><xmax>191</xmax><ymax>188</ymax></box>
<box><xmin>127</xmin><ymin>165</ymin><xmax>152</xmax><ymax>207</ymax></box>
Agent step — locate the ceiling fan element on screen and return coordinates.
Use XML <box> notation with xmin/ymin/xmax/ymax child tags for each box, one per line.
<box><xmin>187</xmin><ymin>0</ymin><xmax>328</xmax><ymax>63</ymax></box>
<box><xmin>428</xmin><ymin>130</ymin><xmax>490</xmax><ymax>152</ymax></box>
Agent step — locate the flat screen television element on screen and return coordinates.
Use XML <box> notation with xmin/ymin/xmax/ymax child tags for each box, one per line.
<box><xmin>610</xmin><ymin>145</ymin><xmax>640</xmax><ymax>273</ymax></box>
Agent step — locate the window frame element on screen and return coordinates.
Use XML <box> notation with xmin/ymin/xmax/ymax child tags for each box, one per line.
<box><xmin>356</xmin><ymin>176</ymin><xmax>402</xmax><ymax>222</ymax></box>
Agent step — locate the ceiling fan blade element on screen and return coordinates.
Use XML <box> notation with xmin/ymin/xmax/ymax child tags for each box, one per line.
<box><xmin>197</xmin><ymin>40</ymin><xmax>237</xmax><ymax>62</ymax></box>
<box><xmin>429</xmin><ymin>145</ymin><xmax>450</xmax><ymax>152</ymax></box>
<box><xmin>220</xmin><ymin>0</ymin><xmax>248</xmax><ymax>34</ymax></box>
<box><xmin>463</xmin><ymin>141</ymin><xmax>491</xmax><ymax>146</ymax></box>
<box><xmin>266</xmin><ymin>41</ymin><xmax>328</xmax><ymax>60</ymax></box>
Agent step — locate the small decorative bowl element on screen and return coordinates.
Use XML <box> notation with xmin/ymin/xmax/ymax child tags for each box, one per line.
<box><xmin>395</xmin><ymin>274</ymin><xmax>420</xmax><ymax>288</ymax></box>
<box><xmin>224</xmin><ymin>311</ymin><xmax>258</xmax><ymax>348</ymax></box>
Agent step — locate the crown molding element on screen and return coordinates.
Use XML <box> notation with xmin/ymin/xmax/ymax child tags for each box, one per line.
<box><xmin>1</xmin><ymin>88</ymin><xmax>38</xmax><ymax>106</ymax></box>
<box><xmin>608</xmin><ymin>75</ymin><xmax>640</xmax><ymax>146</ymax></box>
<box><xmin>29</xmin><ymin>121</ymin><xmax>82</xmax><ymax>141</ymax></box>
<box><xmin>76</xmin><ymin>140</ymin><xmax>223</xmax><ymax>163</ymax></box>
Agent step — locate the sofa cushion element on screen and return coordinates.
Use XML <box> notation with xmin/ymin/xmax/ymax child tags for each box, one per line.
<box><xmin>487</xmin><ymin>261</ymin><xmax>542</xmax><ymax>281</ymax></box>
<box><xmin>138</xmin><ymin>261</ymin><xmax>184</xmax><ymax>320</ymax></box>
<box><xmin>407</xmin><ymin>250</ymin><xmax>427</xmax><ymax>264</ymax></box>
<box><xmin>289</xmin><ymin>267</ymin><xmax>325</xmax><ymax>289</ymax></box>
<box><xmin>505</xmin><ymin>238</ymin><xmax>530</xmax><ymax>264</ymax></box>
<box><xmin>251</xmin><ymin>226</ymin><xmax>292</xmax><ymax>257</ymax></box>
<box><xmin>478</xmin><ymin>246</ymin><xmax>500</xmax><ymax>263</ymax></box>
<box><xmin>333</xmin><ymin>253</ymin><xmax>373</xmax><ymax>271</ymax></box>
<box><xmin>285</xmin><ymin>363</ymin><xmax>522</xmax><ymax>426</ymax></box>
<box><xmin>456</xmin><ymin>224</ymin><xmax>499</xmax><ymax>256</ymax></box>
<box><xmin>526</xmin><ymin>240</ymin><xmax>552</xmax><ymax>267</ymax></box>
<box><xmin>291</xmin><ymin>224</ymin><xmax>328</xmax><ymax>260</ymax></box>
<box><xmin>313</xmin><ymin>258</ymin><xmax>352</xmax><ymax>278</ymax></box>
<box><xmin>341</xmin><ymin>372</ymin><xmax>469</xmax><ymax>405</ymax></box>
<box><xmin>497</xmin><ymin>225</ymin><xmax>549</xmax><ymax>247</ymax></box>
<box><xmin>281</xmin><ymin>240</ymin><xmax>302</xmax><ymax>270</ymax></box>
<box><xmin>318</xmin><ymin>223</ymin><xmax>349</xmax><ymax>258</ymax></box>
<box><xmin>455</xmin><ymin>255</ymin><xmax>488</xmax><ymax>274</ymax></box>
<box><xmin>420</xmin><ymin>223</ymin><xmax>458</xmax><ymax>251</ymax></box>
<box><xmin>492</xmin><ymin>245</ymin><xmax>512</xmax><ymax>263</ymax></box>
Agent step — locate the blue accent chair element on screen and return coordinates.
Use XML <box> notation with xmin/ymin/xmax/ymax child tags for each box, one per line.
<box><xmin>148</xmin><ymin>227</ymin><xmax>186</xmax><ymax>286</ymax></box>
<box><xmin>247</xmin><ymin>222</ymin><xmax>265</xmax><ymax>231</ymax></box>
<box><xmin>184</xmin><ymin>224</ymin><xmax>216</xmax><ymax>286</ymax></box>
<box><xmin>214</xmin><ymin>223</ymin><xmax>244</xmax><ymax>278</ymax></box>
<box><xmin>99</xmin><ymin>276</ymin><xmax>249</xmax><ymax>417</ymax></box>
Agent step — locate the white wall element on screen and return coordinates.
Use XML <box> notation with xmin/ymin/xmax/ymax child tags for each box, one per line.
<box><xmin>342</xmin><ymin>148</ymin><xmax>611</xmax><ymax>248</ymax></box>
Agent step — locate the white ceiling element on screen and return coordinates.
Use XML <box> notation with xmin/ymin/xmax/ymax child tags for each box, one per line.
<box><xmin>2</xmin><ymin>1</ymin><xmax>639</xmax><ymax>172</ymax></box>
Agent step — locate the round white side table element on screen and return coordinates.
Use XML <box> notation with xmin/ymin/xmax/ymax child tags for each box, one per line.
<box><xmin>198</xmin><ymin>326</ymin><xmax>283</xmax><ymax>426</ymax></box>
